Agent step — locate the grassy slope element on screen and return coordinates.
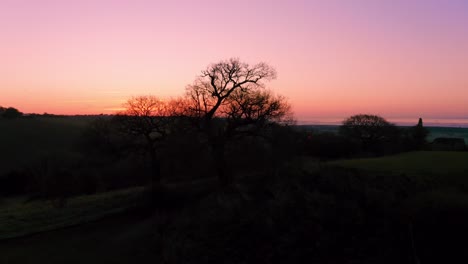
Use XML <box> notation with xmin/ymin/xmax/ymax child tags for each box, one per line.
<box><xmin>0</xmin><ymin>185</ymin><xmax>151</xmax><ymax>263</ymax></box>
<box><xmin>0</xmin><ymin>179</ymin><xmax>219</xmax><ymax>264</ymax></box>
<box><xmin>331</xmin><ymin>151</ymin><xmax>468</xmax><ymax>177</ymax></box>
<box><xmin>0</xmin><ymin>210</ymin><xmax>154</xmax><ymax>264</ymax></box>
<box><xmin>0</xmin><ymin>187</ymin><xmax>145</xmax><ymax>240</ymax></box>
<box><xmin>330</xmin><ymin>151</ymin><xmax>468</xmax><ymax>212</ymax></box>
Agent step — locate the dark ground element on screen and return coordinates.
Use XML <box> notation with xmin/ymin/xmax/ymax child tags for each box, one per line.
<box><xmin>0</xmin><ymin>212</ymin><xmax>155</xmax><ymax>264</ymax></box>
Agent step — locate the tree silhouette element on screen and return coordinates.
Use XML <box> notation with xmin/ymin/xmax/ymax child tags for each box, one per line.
<box><xmin>412</xmin><ymin>118</ymin><xmax>428</xmax><ymax>149</ymax></box>
<box><xmin>339</xmin><ymin>114</ymin><xmax>399</xmax><ymax>151</ymax></box>
<box><xmin>184</xmin><ymin>58</ymin><xmax>291</xmax><ymax>185</ymax></box>
<box><xmin>185</xmin><ymin>58</ymin><xmax>277</xmax><ymax>120</ymax></box>
<box><xmin>1</xmin><ymin>107</ymin><xmax>23</xmax><ymax>119</ymax></box>
<box><xmin>113</xmin><ymin>96</ymin><xmax>175</xmax><ymax>192</ymax></box>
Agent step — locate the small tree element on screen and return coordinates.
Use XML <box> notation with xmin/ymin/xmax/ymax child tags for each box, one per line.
<box><xmin>220</xmin><ymin>89</ymin><xmax>293</xmax><ymax>184</ymax></box>
<box><xmin>80</xmin><ymin>116</ymin><xmax>123</xmax><ymax>158</ymax></box>
<box><xmin>113</xmin><ymin>96</ymin><xmax>175</xmax><ymax>192</ymax></box>
<box><xmin>2</xmin><ymin>107</ymin><xmax>23</xmax><ymax>119</ymax></box>
<box><xmin>412</xmin><ymin>118</ymin><xmax>429</xmax><ymax>149</ymax></box>
<box><xmin>339</xmin><ymin>114</ymin><xmax>399</xmax><ymax>152</ymax></box>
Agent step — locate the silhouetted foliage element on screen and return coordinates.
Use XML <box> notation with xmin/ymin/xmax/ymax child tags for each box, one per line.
<box><xmin>411</xmin><ymin>118</ymin><xmax>429</xmax><ymax>149</ymax></box>
<box><xmin>431</xmin><ymin>137</ymin><xmax>466</xmax><ymax>151</ymax></box>
<box><xmin>339</xmin><ymin>114</ymin><xmax>400</xmax><ymax>154</ymax></box>
<box><xmin>112</xmin><ymin>96</ymin><xmax>181</xmax><ymax>198</ymax></box>
<box><xmin>0</xmin><ymin>170</ymin><xmax>29</xmax><ymax>196</ymax></box>
<box><xmin>184</xmin><ymin>58</ymin><xmax>293</xmax><ymax>185</ymax></box>
<box><xmin>264</xmin><ymin>123</ymin><xmax>301</xmax><ymax>171</ymax></box>
<box><xmin>1</xmin><ymin>107</ymin><xmax>23</xmax><ymax>119</ymax></box>
<box><xmin>80</xmin><ymin>117</ymin><xmax>121</xmax><ymax>157</ymax></box>
<box><xmin>151</xmin><ymin>166</ymin><xmax>420</xmax><ymax>263</ymax></box>
<box><xmin>303</xmin><ymin>132</ymin><xmax>360</xmax><ymax>159</ymax></box>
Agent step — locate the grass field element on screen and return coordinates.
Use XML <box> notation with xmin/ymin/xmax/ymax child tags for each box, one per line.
<box><xmin>331</xmin><ymin>151</ymin><xmax>468</xmax><ymax>177</ymax></box>
<box><xmin>0</xmin><ymin>212</ymin><xmax>154</xmax><ymax>264</ymax></box>
<box><xmin>0</xmin><ymin>185</ymin><xmax>151</xmax><ymax>263</ymax></box>
<box><xmin>330</xmin><ymin>151</ymin><xmax>468</xmax><ymax>203</ymax></box>
<box><xmin>0</xmin><ymin>186</ymin><xmax>145</xmax><ymax>240</ymax></box>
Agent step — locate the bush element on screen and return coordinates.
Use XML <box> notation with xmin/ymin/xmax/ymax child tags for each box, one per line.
<box><xmin>339</xmin><ymin>114</ymin><xmax>402</xmax><ymax>155</ymax></box>
<box><xmin>0</xmin><ymin>170</ymin><xmax>31</xmax><ymax>196</ymax></box>
<box><xmin>1</xmin><ymin>107</ymin><xmax>23</xmax><ymax>119</ymax></box>
<box><xmin>302</xmin><ymin>132</ymin><xmax>360</xmax><ymax>159</ymax></box>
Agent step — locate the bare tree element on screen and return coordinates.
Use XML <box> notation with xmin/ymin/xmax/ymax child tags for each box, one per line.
<box><xmin>224</xmin><ymin>89</ymin><xmax>293</xmax><ymax>129</ymax></box>
<box><xmin>113</xmin><ymin>96</ymin><xmax>174</xmax><ymax>191</ymax></box>
<box><xmin>184</xmin><ymin>58</ymin><xmax>292</xmax><ymax>186</ymax></box>
<box><xmin>186</xmin><ymin>58</ymin><xmax>277</xmax><ymax>121</ymax></box>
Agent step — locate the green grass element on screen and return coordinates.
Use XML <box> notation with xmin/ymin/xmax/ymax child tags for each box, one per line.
<box><xmin>331</xmin><ymin>151</ymin><xmax>468</xmax><ymax>177</ymax></box>
<box><xmin>0</xmin><ymin>186</ymin><xmax>145</xmax><ymax>240</ymax></box>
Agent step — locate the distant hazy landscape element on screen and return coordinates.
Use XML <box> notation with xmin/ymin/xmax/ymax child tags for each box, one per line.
<box><xmin>299</xmin><ymin>124</ymin><xmax>468</xmax><ymax>143</ymax></box>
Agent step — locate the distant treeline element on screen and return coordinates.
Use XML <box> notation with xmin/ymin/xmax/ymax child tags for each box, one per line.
<box><xmin>0</xmin><ymin>105</ymin><xmax>117</xmax><ymax>119</ymax></box>
<box><xmin>0</xmin><ymin>113</ymin><xmax>432</xmax><ymax>198</ymax></box>
<box><xmin>0</xmin><ymin>106</ymin><xmax>23</xmax><ymax>119</ymax></box>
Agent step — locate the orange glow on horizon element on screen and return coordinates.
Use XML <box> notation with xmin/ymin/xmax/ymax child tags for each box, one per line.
<box><xmin>1</xmin><ymin>1</ymin><xmax>467</xmax><ymax>124</ymax></box>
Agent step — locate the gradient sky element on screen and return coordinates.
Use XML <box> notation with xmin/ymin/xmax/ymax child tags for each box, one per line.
<box><xmin>1</xmin><ymin>0</ymin><xmax>467</xmax><ymax>124</ymax></box>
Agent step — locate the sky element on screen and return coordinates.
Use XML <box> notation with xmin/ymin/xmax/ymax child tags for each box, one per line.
<box><xmin>1</xmin><ymin>0</ymin><xmax>468</xmax><ymax>125</ymax></box>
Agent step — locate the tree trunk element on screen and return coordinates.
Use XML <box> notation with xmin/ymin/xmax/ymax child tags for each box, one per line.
<box><xmin>212</xmin><ymin>139</ymin><xmax>231</xmax><ymax>187</ymax></box>
<box><xmin>145</xmin><ymin>135</ymin><xmax>162</xmax><ymax>189</ymax></box>
<box><xmin>148</xmin><ymin>148</ymin><xmax>162</xmax><ymax>205</ymax></box>
<box><xmin>205</xmin><ymin>117</ymin><xmax>232</xmax><ymax>187</ymax></box>
<box><xmin>149</xmin><ymin>150</ymin><xmax>161</xmax><ymax>186</ymax></box>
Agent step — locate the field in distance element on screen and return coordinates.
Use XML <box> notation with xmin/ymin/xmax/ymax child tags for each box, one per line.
<box><xmin>298</xmin><ymin>125</ymin><xmax>468</xmax><ymax>143</ymax></box>
<box><xmin>331</xmin><ymin>151</ymin><xmax>468</xmax><ymax>177</ymax></box>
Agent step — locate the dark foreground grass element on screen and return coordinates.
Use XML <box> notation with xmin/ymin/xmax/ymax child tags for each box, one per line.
<box><xmin>0</xmin><ymin>186</ymin><xmax>152</xmax><ymax>264</ymax></box>
<box><xmin>0</xmin><ymin>187</ymin><xmax>145</xmax><ymax>240</ymax></box>
<box><xmin>0</xmin><ymin>179</ymin><xmax>218</xmax><ymax>264</ymax></box>
<box><xmin>0</xmin><ymin>211</ymin><xmax>155</xmax><ymax>264</ymax></box>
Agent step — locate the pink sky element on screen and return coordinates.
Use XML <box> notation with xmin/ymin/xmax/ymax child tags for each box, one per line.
<box><xmin>1</xmin><ymin>0</ymin><xmax>467</xmax><ymax>124</ymax></box>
